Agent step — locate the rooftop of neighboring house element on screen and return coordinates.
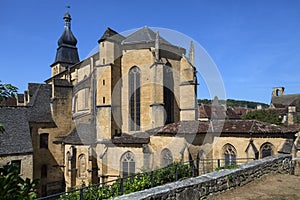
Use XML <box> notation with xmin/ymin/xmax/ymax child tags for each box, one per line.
<box><xmin>0</xmin><ymin>83</ymin><xmax>55</xmax><ymax>156</ymax></box>
<box><xmin>97</xmin><ymin>119</ymin><xmax>299</xmax><ymax>147</ymax></box>
<box><xmin>271</xmin><ymin>87</ymin><xmax>300</xmax><ymax>108</ymax></box>
<box><xmin>151</xmin><ymin>120</ymin><xmax>298</xmax><ymax>136</ymax></box>
<box><xmin>198</xmin><ymin>104</ymin><xmax>241</xmax><ymax>120</ymax></box>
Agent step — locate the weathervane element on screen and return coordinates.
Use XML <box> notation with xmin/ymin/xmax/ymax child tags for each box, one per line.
<box><xmin>66</xmin><ymin>5</ymin><xmax>71</xmax><ymax>12</ymax></box>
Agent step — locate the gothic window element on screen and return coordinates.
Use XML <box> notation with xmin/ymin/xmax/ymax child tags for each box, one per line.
<box><xmin>121</xmin><ymin>151</ymin><xmax>135</xmax><ymax>177</ymax></box>
<box><xmin>78</xmin><ymin>154</ymin><xmax>86</xmax><ymax>178</ymax></box>
<box><xmin>163</xmin><ymin>62</ymin><xmax>174</xmax><ymax>124</ymax></box>
<box><xmin>73</xmin><ymin>95</ymin><xmax>78</xmax><ymax>112</ymax></box>
<box><xmin>161</xmin><ymin>148</ymin><xmax>173</xmax><ymax>167</ymax></box>
<box><xmin>40</xmin><ymin>133</ymin><xmax>49</xmax><ymax>149</ymax></box>
<box><xmin>41</xmin><ymin>165</ymin><xmax>47</xmax><ymax>179</ymax></box>
<box><xmin>84</xmin><ymin>88</ymin><xmax>89</xmax><ymax>108</ymax></box>
<box><xmin>129</xmin><ymin>67</ymin><xmax>141</xmax><ymax>131</ymax></box>
<box><xmin>223</xmin><ymin>144</ymin><xmax>237</xmax><ymax>166</ymax></box>
<box><xmin>261</xmin><ymin>142</ymin><xmax>274</xmax><ymax>158</ymax></box>
<box><xmin>66</xmin><ymin>151</ymin><xmax>71</xmax><ymax>174</ymax></box>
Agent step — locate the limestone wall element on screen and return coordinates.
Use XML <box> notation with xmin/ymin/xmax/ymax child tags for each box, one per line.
<box><xmin>0</xmin><ymin>154</ymin><xmax>33</xmax><ymax>180</ymax></box>
<box><xmin>114</xmin><ymin>154</ymin><xmax>292</xmax><ymax>200</ymax></box>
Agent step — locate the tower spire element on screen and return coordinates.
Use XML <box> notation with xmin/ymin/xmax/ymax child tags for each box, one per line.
<box><xmin>155</xmin><ymin>31</ymin><xmax>160</xmax><ymax>61</ymax></box>
<box><xmin>188</xmin><ymin>40</ymin><xmax>194</xmax><ymax>65</ymax></box>
<box><xmin>51</xmin><ymin>10</ymin><xmax>79</xmax><ymax>76</ymax></box>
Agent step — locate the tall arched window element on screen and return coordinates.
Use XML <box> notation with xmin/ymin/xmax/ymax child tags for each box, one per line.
<box><xmin>260</xmin><ymin>142</ymin><xmax>274</xmax><ymax>158</ymax></box>
<box><xmin>163</xmin><ymin>62</ymin><xmax>174</xmax><ymax>124</ymax></box>
<box><xmin>73</xmin><ymin>95</ymin><xmax>78</xmax><ymax>113</ymax></box>
<box><xmin>78</xmin><ymin>154</ymin><xmax>86</xmax><ymax>178</ymax></box>
<box><xmin>66</xmin><ymin>151</ymin><xmax>71</xmax><ymax>175</ymax></box>
<box><xmin>121</xmin><ymin>151</ymin><xmax>135</xmax><ymax>177</ymax></box>
<box><xmin>223</xmin><ymin>144</ymin><xmax>237</xmax><ymax>166</ymax></box>
<box><xmin>161</xmin><ymin>148</ymin><xmax>173</xmax><ymax>167</ymax></box>
<box><xmin>129</xmin><ymin>67</ymin><xmax>141</xmax><ymax>131</ymax></box>
<box><xmin>84</xmin><ymin>88</ymin><xmax>89</xmax><ymax>108</ymax></box>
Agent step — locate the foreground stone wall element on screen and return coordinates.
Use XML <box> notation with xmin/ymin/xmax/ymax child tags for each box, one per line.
<box><xmin>114</xmin><ymin>154</ymin><xmax>292</xmax><ymax>200</ymax></box>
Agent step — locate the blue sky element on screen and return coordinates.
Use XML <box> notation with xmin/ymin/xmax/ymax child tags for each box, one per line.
<box><xmin>1</xmin><ymin>0</ymin><xmax>300</xmax><ymax>104</ymax></box>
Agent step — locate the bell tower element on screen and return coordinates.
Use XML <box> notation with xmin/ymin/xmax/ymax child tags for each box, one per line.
<box><xmin>51</xmin><ymin>11</ymin><xmax>79</xmax><ymax>77</ymax></box>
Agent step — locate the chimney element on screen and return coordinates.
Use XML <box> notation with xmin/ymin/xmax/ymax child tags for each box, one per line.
<box><xmin>287</xmin><ymin>106</ymin><xmax>296</xmax><ymax>125</ymax></box>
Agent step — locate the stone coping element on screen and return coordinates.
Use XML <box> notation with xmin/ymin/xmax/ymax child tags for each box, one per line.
<box><xmin>113</xmin><ymin>154</ymin><xmax>292</xmax><ymax>200</ymax></box>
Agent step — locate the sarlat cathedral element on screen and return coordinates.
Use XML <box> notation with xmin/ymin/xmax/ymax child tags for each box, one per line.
<box><xmin>0</xmin><ymin>12</ymin><xmax>299</xmax><ymax>196</ymax></box>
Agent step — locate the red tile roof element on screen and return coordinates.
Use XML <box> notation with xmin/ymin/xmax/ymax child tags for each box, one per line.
<box><xmin>152</xmin><ymin>120</ymin><xmax>298</xmax><ymax>135</ymax></box>
<box><xmin>198</xmin><ymin>104</ymin><xmax>240</xmax><ymax>120</ymax></box>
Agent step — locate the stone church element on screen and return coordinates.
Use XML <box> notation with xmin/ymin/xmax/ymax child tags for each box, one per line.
<box><xmin>43</xmin><ymin>11</ymin><xmax>197</xmax><ymax>193</ymax></box>
<box><xmin>0</xmin><ymin>11</ymin><xmax>299</xmax><ymax>197</ymax></box>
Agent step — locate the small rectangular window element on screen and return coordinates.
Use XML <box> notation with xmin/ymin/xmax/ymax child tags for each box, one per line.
<box><xmin>40</xmin><ymin>133</ymin><xmax>49</xmax><ymax>149</ymax></box>
<box><xmin>103</xmin><ymin>80</ymin><xmax>105</xmax><ymax>85</ymax></box>
<box><xmin>11</xmin><ymin>160</ymin><xmax>21</xmax><ymax>174</ymax></box>
<box><xmin>103</xmin><ymin>97</ymin><xmax>105</xmax><ymax>104</ymax></box>
<box><xmin>103</xmin><ymin>58</ymin><xmax>105</xmax><ymax>64</ymax></box>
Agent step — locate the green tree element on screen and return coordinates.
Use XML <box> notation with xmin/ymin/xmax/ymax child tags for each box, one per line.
<box><xmin>0</xmin><ymin>163</ymin><xmax>38</xmax><ymax>199</ymax></box>
<box><xmin>0</xmin><ymin>81</ymin><xmax>18</xmax><ymax>102</ymax></box>
<box><xmin>198</xmin><ymin>98</ymin><xmax>269</xmax><ymax>109</ymax></box>
<box><xmin>242</xmin><ymin>109</ymin><xmax>282</xmax><ymax>125</ymax></box>
<box><xmin>0</xmin><ymin>81</ymin><xmax>18</xmax><ymax>133</ymax></box>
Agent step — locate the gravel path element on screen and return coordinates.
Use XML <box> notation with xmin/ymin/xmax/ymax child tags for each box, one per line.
<box><xmin>208</xmin><ymin>174</ymin><xmax>300</xmax><ymax>200</ymax></box>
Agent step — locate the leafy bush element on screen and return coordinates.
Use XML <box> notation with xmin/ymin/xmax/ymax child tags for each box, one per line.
<box><xmin>60</xmin><ymin>161</ymin><xmax>192</xmax><ymax>199</ymax></box>
<box><xmin>0</xmin><ymin>163</ymin><xmax>38</xmax><ymax>200</ymax></box>
<box><xmin>242</xmin><ymin>109</ymin><xmax>282</xmax><ymax>125</ymax></box>
<box><xmin>215</xmin><ymin>164</ymin><xmax>239</xmax><ymax>171</ymax></box>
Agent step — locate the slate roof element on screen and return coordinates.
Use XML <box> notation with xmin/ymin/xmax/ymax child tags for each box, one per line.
<box><xmin>0</xmin><ymin>84</ymin><xmax>55</xmax><ymax>156</ymax></box>
<box><xmin>152</xmin><ymin>120</ymin><xmax>298</xmax><ymax>136</ymax></box>
<box><xmin>60</xmin><ymin>123</ymin><xmax>96</xmax><ymax>145</ymax></box>
<box><xmin>53</xmin><ymin>12</ymin><xmax>79</xmax><ymax>66</ymax></box>
<box><xmin>98</xmin><ymin>27</ymin><xmax>125</xmax><ymax>43</ymax></box>
<box><xmin>271</xmin><ymin>94</ymin><xmax>300</xmax><ymax>108</ymax></box>
<box><xmin>111</xmin><ymin>133</ymin><xmax>150</xmax><ymax>144</ymax></box>
<box><xmin>26</xmin><ymin>84</ymin><xmax>54</xmax><ymax>123</ymax></box>
<box><xmin>121</xmin><ymin>26</ymin><xmax>171</xmax><ymax>45</ymax></box>
<box><xmin>0</xmin><ymin>96</ymin><xmax>17</xmax><ymax>106</ymax></box>
<box><xmin>278</xmin><ymin>139</ymin><xmax>294</xmax><ymax>154</ymax></box>
<box><xmin>0</xmin><ymin>107</ymin><xmax>32</xmax><ymax>155</ymax></box>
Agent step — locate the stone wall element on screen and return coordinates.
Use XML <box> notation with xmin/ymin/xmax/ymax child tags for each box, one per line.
<box><xmin>0</xmin><ymin>154</ymin><xmax>33</xmax><ymax>180</ymax></box>
<box><xmin>114</xmin><ymin>154</ymin><xmax>293</xmax><ymax>200</ymax></box>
